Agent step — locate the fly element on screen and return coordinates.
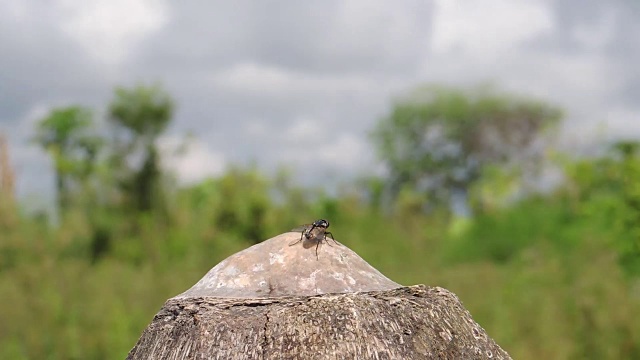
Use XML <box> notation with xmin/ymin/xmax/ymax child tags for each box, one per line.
<box><xmin>289</xmin><ymin>219</ymin><xmax>339</xmax><ymax>259</ymax></box>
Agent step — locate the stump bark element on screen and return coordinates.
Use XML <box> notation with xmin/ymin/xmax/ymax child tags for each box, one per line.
<box><xmin>127</xmin><ymin>232</ymin><xmax>511</xmax><ymax>359</ymax></box>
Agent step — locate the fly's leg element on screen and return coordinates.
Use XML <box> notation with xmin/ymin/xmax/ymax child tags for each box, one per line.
<box><xmin>324</xmin><ymin>236</ymin><xmax>334</xmax><ymax>247</ymax></box>
<box><xmin>324</xmin><ymin>231</ymin><xmax>339</xmax><ymax>246</ymax></box>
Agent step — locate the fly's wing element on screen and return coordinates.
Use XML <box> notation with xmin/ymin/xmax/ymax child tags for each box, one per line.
<box><xmin>289</xmin><ymin>223</ymin><xmax>312</xmax><ymax>246</ymax></box>
<box><xmin>290</xmin><ymin>224</ymin><xmax>312</xmax><ymax>233</ymax></box>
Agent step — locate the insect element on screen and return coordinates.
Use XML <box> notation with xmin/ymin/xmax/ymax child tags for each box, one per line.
<box><xmin>289</xmin><ymin>219</ymin><xmax>339</xmax><ymax>259</ymax></box>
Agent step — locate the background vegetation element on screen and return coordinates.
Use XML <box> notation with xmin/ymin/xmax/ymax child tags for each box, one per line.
<box><xmin>0</xmin><ymin>84</ymin><xmax>639</xmax><ymax>359</ymax></box>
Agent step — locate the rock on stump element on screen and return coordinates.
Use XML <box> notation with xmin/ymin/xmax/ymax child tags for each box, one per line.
<box><xmin>127</xmin><ymin>232</ymin><xmax>511</xmax><ymax>359</ymax></box>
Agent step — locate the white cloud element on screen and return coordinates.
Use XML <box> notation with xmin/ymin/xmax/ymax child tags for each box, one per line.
<box><xmin>419</xmin><ymin>1</ymin><xmax>624</xmax><ymax>154</ymax></box>
<box><xmin>56</xmin><ymin>0</ymin><xmax>168</xmax><ymax>65</ymax></box>
<box><xmin>210</xmin><ymin>62</ymin><xmax>379</xmax><ymax>98</ymax></box>
<box><xmin>554</xmin><ymin>110</ymin><xmax>639</xmax><ymax>157</ymax></box>
<box><xmin>2</xmin><ymin>0</ymin><xmax>639</xmax><ymax>201</ymax></box>
<box><xmin>603</xmin><ymin>107</ymin><xmax>640</xmax><ymax>141</ymax></box>
<box><xmin>503</xmin><ymin>53</ymin><xmax>618</xmax><ymax>107</ymax></box>
<box><xmin>2</xmin><ymin>0</ymin><xmax>29</xmax><ymax>22</ymax></box>
<box><xmin>244</xmin><ymin>120</ymin><xmax>269</xmax><ymax>137</ymax></box>
<box><xmin>316</xmin><ymin>133</ymin><xmax>371</xmax><ymax>170</ymax></box>
<box><xmin>159</xmin><ymin>136</ymin><xmax>226</xmax><ymax>185</ymax></box>
<box><xmin>277</xmin><ymin>130</ymin><xmax>372</xmax><ymax>172</ymax></box>
<box><xmin>284</xmin><ymin>118</ymin><xmax>316</xmax><ymax>139</ymax></box>
<box><xmin>431</xmin><ymin>0</ymin><xmax>553</xmax><ymax>55</ymax></box>
<box><xmin>325</xmin><ymin>0</ymin><xmax>429</xmax><ymax>67</ymax></box>
<box><xmin>571</xmin><ymin>9</ymin><xmax>616</xmax><ymax>51</ymax></box>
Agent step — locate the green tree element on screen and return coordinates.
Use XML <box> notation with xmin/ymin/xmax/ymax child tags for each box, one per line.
<box><xmin>33</xmin><ymin>106</ymin><xmax>102</xmax><ymax>211</ymax></box>
<box><xmin>108</xmin><ymin>84</ymin><xmax>174</xmax><ymax>212</ymax></box>
<box><xmin>564</xmin><ymin>140</ymin><xmax>640</xmax><ymax>276</ymax></box>
<box><xmin>370</xmin><ymin>84</ymin><xmax>562</xmax><ymax>213</ymax></box>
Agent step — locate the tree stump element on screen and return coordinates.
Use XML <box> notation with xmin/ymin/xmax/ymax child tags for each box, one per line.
<box><xmin>127</xmin><ymin>232</ymin><xmax>511</xmax><ymax>359</ymax></box>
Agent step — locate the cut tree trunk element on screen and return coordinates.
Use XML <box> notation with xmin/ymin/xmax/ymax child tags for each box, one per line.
<box><xmin>127</xmin><ymin>232</ymin><xmax>511</xmax><ymax>359</ymax></box>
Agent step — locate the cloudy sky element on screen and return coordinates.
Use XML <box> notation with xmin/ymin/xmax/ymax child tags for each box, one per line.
<box><xmin>1</xmin><ymin>0</ymin><xmax>638</xmax><ymax>203</ymax></box>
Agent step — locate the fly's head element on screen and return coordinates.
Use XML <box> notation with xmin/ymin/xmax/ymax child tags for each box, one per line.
<box><xmin>312</xmin><ymin>219</ymin><xmax>330</xmax><ymax>229</ymax></box>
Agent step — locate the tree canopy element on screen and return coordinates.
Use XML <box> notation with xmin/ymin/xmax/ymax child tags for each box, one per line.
<box><xmin>370</xmin><ymin>84</ymin><xmax>563</xmax><ymax>212</ymax></box>
<box><xmin>33</xmin><ymin>106</ymin><xmax>102</xmax><ymax>211</ymax></box>
<box><xmin>108</xmin><ymin>84</ymin><xmax>175</xmax><ymax>212</ymax></box>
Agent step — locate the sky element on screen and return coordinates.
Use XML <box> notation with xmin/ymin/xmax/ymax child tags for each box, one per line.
<box><xmin>0</xmin><ymin>0</ymin><xmax>638</xmax><ymax>204</ymax></box>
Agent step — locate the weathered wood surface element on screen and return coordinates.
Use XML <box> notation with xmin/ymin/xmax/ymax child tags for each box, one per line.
<box><xmin>127</xmin><ymin>232</ymin><xmax>512</xmax><ymax>359</ymax></box>
<box><xmin>173</xmin><ymin>232</ymin><xmax>402</xmax><ymax>299</ymax></box>
<box><xmin>127</xmin><ymin>286</ymin><xmax>510</xmax><ymax>359</ymax></box>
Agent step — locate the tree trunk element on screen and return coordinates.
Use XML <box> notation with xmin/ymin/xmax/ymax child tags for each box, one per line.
<box><xmin>127</xmin><ymin>232</ymin><xmax>511</xmax><ymax>359</ymax></box>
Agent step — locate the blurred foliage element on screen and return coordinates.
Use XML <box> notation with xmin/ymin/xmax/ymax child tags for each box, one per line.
<box><xmin>561</xmin><ymin>140</ymin><xmax>640</xmax><ymax>276</ymax></box>
<box><xmin>108</xmin><ymin>84</ymin><xmax>175</xmax><ymax>212</ymax></box>
<box><xmin>370</xmin><ymin>84</ymin><xmax>562</xmax><ymax>213</ymax></box>
<box><xmin>33</xmin><ymin>106</ymin><xmax>102</xmax><ymax>211</ymax></box>
<box><xmin>1</xmin><ymin>85</ymin><xmax>639</xmax><ymax>360</ymax></box>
